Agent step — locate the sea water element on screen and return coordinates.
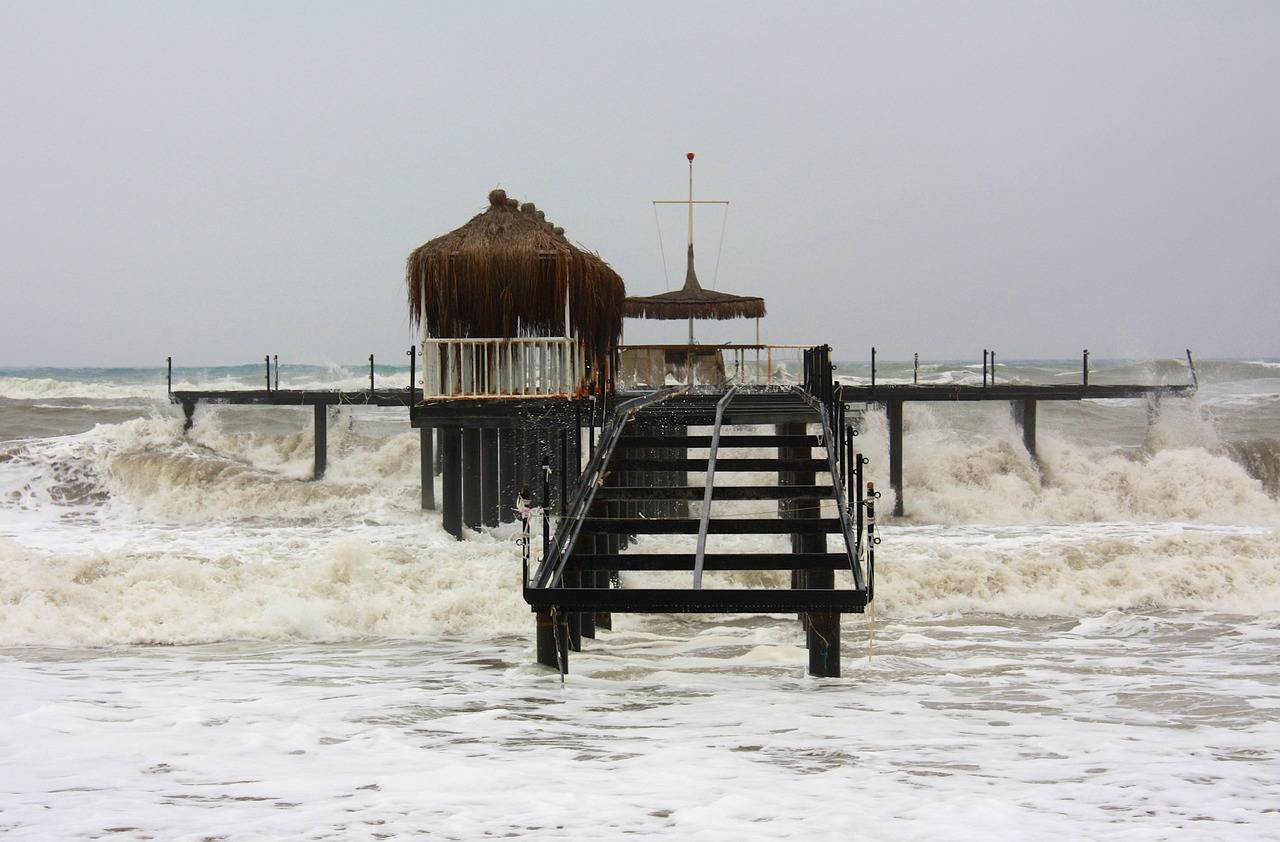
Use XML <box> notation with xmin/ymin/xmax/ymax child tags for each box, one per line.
<box><xmin>1</xmin><ymin>359</ymin><xmax>1278</xmax><ymax>839</ymax></box>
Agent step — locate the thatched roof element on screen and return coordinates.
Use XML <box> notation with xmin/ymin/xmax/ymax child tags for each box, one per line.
<box><xmin>406</xmin><ymin>189</ymin><xmax>625</xmax><ymax>360</ymax></box>
<box><xmin>624</xmin><ymin>244</ymin><xmax>766</xmax><ymax>321</ymax></box>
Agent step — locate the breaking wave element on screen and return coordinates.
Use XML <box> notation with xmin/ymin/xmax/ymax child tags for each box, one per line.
<box><xmin>0</xmin><ymin>384</ymin><xmax>1277</xmax><ymax>646</ymax></box>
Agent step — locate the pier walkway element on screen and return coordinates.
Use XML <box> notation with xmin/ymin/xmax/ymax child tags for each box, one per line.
<box><xmin>844</xmin><ymin>380</ymin><xmax>1196</xmax><ymax>516</ymax></box>
<box><xmin>524</xmin><ymin>348</ymin><xmax>874</xmax><ymax>678</ymax></box>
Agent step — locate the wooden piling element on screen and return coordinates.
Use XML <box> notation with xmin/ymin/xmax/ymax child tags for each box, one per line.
<box><xmin>1013</xmin><ymin>398</ymin><xmax>1037</xmax><ymax>464</ymax></box>
<box><xmin>419</xmin><ymin>426</ymin><xmax>435</xmax><ymax>510</ymax></box>
<box><xmin>313</xmin><ymin>403</ymin><xmax>327</xmax><ymax>480</ymax></box>
<box><xmin>498</xmin><ymin>428</ymin><xmax>516</xmax><ymax>524</ymax></box>
<box><xmin>777</xmin><ymin>421</ymin><xmax>809</xmax><ymax>600</ymax></box>
<box><xmin>887</xmin><ymin>399</ymin><xmax>904</xmax><ymax>517</ymax></box>
<box><xmin>482</xmin><ymin>428</ymin><xmax>499</xmax><ymax>527</ymax></box>
<box><xmin>807</xmin><ymin>608</ymin><xmax>841</xmax><ymax>677</ymax></box>
<box><xmin>462</xmin><ymin>428</ymin><xmax>482</xmax><ymax>531</ymax></box>
<box><xmin>441</xmin><ymin>427</ymin><xmax>463</xmax><ymax>539</ymax></box>
<box><xmin>535</xmin><ymin>609</ymin><xmax>569</xmax><ymax>673</ymax></box>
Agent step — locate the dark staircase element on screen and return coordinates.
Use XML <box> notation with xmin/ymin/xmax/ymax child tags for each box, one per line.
<box><xmin>523</xmin><ymin>348</ymin><xmax>876</xmax><ymax>678</ymax></box>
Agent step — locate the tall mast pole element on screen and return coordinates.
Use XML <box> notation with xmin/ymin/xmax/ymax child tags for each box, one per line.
<box><xmin>687</xmin><ymin>152</ymin><xmax>695</xmax><ymax>345</ymax></box>
<box><xmin>687</xmin><ymin>152</ymin><xmax>694</xmax><ymax>247</ymax></box>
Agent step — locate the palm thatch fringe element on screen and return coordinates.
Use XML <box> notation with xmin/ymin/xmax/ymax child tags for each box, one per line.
<box><xmin>623</xmin><ymin>243</ymin><xmax>766</xmax><ymax>321</ymax></box>
<box><xmin>406</xmin><ymin>189</ymin><xmax>625</xmax><ymax>364</ymax></box>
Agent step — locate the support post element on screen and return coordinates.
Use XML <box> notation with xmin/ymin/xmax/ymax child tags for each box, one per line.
<box><xmin>167</xmin><ymin>357</ymin><xmax>172</xmax><ymax>395</ymax></box>
<box><xmin>462</xmin><ymin>428</ymin><xmax>482</xmax><ymax>531</ymax></box>
<box><xmin>441</xmin><ymin>427</ymin><xmax>463</xmax><ymax>539</ymax></box>
<box><xmin>887</xmin><ymin>398</ymin><xmax>904</xmax><ymax>517</ymax></box>
<box><xmin>535</xmin><ymin>609</ymin><xmax>569</xmax><ymax>673</ymax></box>
<box><xmin>181</xmin><ymin>399</ymin><xmax>196</xmax><ymax>433</ymax></box>
<box><xmin>482</xmin><ymin>428</ymin><xmax>499</xmax><ymax>527</ymax></box>
<box><xmin>777</xmin><ymin>422</ymin><xmax>814</xmax><ymax>609</ymax></box>
<box><xmin>313</xmin><ymin>403</ymin><xmax>327</xmax><ymax>480</ymax></box>
<box><xmin>419</xmin><ymin>427</ymin><xmax>435</xmax><ymax>510</ymax></box>
<box><xmin>807</xmin><ymin>607</ymin><xmax>840</xmax><ymax>678</ymax></box>
<box><xmin>1013</xmin><ymin>398</ymin><xmax>1037</xmax><ymax>465</ymax></box>
<box><xmin>499</xmin><ymin>428</ymin><xmax>516</xmax><ymax>524</ymax></box>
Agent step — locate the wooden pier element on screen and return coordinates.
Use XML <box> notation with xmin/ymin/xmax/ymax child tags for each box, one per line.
<box><xmin>160</xmin><ymin>186</ymin><xmax>1200</xmax><ymax>678</ymax></box>
<box><xmin>845</xmin><ymin>380</ymin><xmax>1196</xmax><ymax>516</ymax></box>
<box><xmin>168</xmin><ymin>356</ymin><xmax>437</xmax><ymax>502</ymax></box>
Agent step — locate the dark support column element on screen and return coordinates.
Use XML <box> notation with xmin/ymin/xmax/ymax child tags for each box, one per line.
<box><xmin>313</xmin><ymin>403</ymin><xmax>327</xmax><ymax>480</ymax></box>
<box><xmin>181</xmin><ymin>399</ymin><xmax>196</xmax><ymax>432</ymax></box>
<box><xmin>603</xmin><ymin>454</ymin><xmax>620</xmax><ymax>595</ymax></box>
<box><xmin>462</xmin><ymin>428</ymin><xmax>482</xmax><ymax>531</ymax></box>
<box><xmin>535</xmin><ymin>609</ymin><xmax>569</xmax><ymax>673</ymax></box>
<box><xmin>419</xmin><ymin>427</ymin><xmax>435</xmax><ymax>510</ymax></box>
<box><xmin>441</xmin><ymin>427</ymin><xmax>463</xmax><ymax>539</ymax></box>
<box><xmin>795</xmin><ymin>424</ymin><xmax>827</xmax><ymax>643</ymax></box>
<box><xmin>434</xmin><ymin>432</ymin><xmax>443</xmax><ymax>477</ymax></box>
<box><xmin>527</xmin><ymin>432</ymin><xmax>543</xmax><ymax>507</ymax></box>
<box><xmin>575</xmin><ymin>411</ymin><xmax>596</xmax><ymax>640</ymax></box>
<box><xmin>513</xmin><ymin>429</ymin><xmax>528</xmax><ymax>502</ymax></box>
<box><xmin>482</xmin><ymin>428</ymin><xmax>499</xmax><ymax>527</ymax></box>
<box><xmin>887</xmin><ymin>399</ymin><xmax>904</xmax><ymax>517</ymax></box>
<box><xmin>1013</xmin><ymin>398</ymin><xmax>1038</xmax><ymax>465</ymax></box>
<box><xmin>778</xmin><ymin>422</ymin><xmax>809</xmax><ymax>606</ymax></box>
<box><xmin>499</xmin><ymin>428</ymin><xmax>516</xmax><ymax>524</ymax></box>
<box><xmin>807</xmin><ymin>607</ymin><xmax>841</xmax><ymax>678</ymax></box>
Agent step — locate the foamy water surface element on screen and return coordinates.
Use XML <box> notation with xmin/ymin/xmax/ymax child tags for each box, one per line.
<box><xmin>1</xmin><ymin>359</ymin><xmax>1278</xmax><ymax>839</ymax></box>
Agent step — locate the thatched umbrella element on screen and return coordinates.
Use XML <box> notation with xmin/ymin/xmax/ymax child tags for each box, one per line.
<box><xmin>623</xmin><ymin>153</ymin><xmax>765</xmax><ymax>342</ymax></box>
<box><xmin>623</xmin><ymin>242</ymin><xmax>766</xmax><ymax>323</ymax></box>
<box><xmin>406</xmin><ymin>189</ymin><xmax>625</xmax><ymax>367</ymax></box>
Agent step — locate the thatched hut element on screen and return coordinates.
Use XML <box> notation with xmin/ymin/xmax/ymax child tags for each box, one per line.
<box><xmin>406</xmin><ymin>189</ymin><xmax>626</xmax><ymax>388</ymax></box>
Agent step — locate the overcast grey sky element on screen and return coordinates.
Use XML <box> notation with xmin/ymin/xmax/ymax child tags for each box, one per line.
<box><xmin>2</xmin><ymin>1</ymin><xmax>1276</xmax><ymax>366</ymax></box>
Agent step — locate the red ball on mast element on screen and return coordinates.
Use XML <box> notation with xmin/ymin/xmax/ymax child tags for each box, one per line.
<box><xmin>686</xmin><ymin>152</ymin><xmax>695</xmax><ymax>161</ymax></box>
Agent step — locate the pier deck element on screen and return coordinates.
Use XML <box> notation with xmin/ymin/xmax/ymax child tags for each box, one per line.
<box><xmin>170</xmin><ymin>386</ymin><xmax>430</xmax><ymax>501</ymax></box>
<box><xmin>171</xmin><ymin>388</ymin><xmax>420</xmax><ymax>409</ymax></box>
<box><xmin>841</xmin><ymin>379</ymin><xmax>1195</xmax><ymax>516</ymax></box>
<box><xmin>840</xmin><ymin>383</ymin><xmax>1193</xmax><ymax>402</ymax></box>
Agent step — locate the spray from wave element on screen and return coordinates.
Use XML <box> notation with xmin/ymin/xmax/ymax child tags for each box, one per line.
<box><xmin>1</xmin><ymin>362</ymin><xmax>1277</xmax><ymax>645</ymax></box>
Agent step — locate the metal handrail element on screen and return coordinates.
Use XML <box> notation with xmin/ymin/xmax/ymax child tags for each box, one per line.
<box><xmin>618</xmin><ymin>343</ymin><xmax>814</xmax><ymax>351</ymax></box>
<box><xmin>531</xmin><ymin>386</ymin><xmax>685</xmax><ymax>589</ymax></box>
<box><xmin>692</xmin><ymin>386</ymin><xmax>738</xmax><ymax>589</ymax></box>
<box><xmin>792</xmin><ymin>385</ymin><xmax>866</xmax><ymax>591</ymax></box>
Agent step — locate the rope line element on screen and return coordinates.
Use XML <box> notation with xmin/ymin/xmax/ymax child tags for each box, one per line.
<box><xmin>711</xmin><ymin>203</ymin><xmax>729</xmax><ymax>289</ymax></box>
<box><xmin>653</xmin><ymin>202</ymin><xmax>671</xmax><ymax>291</ymax></box>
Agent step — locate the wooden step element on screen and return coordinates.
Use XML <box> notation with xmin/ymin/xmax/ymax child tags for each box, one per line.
<box><xmin>609</xmin><ymin>457</ymin><xmax>829</xmax><ymax>472</ymax></box>
<box><xmin>595</xmin><ymin>485</ymin><xmax>835</xmax><ymax>500</ymax></box>
<box><xmin>525</xmin><ymin>586</ymin><xmax>866</xmax><ymax>614</ymax></box>
<box><xmin>566</xmin><ymin>553</ymin><xmax>850</xmax><ymax>571</ymax></box>
<box><xmin>579</xmin><ymin>517</ymin><xmax>842</xmax><ymax>534</ymax></box>
<box><xmin>617</xmin><ymin>434</ymin><xmax>820</xmax><ymax>449</ymax></box>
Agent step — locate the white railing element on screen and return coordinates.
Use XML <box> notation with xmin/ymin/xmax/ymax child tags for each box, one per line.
<box><xmin>422</xmin><ymin>337</ymin><xmax>586</xmax><ymax>398</ymax></box>
<box><xmin>617</xmin><ymin>344</ymin><xmax>806</xmax><ymax>389</ymax></box>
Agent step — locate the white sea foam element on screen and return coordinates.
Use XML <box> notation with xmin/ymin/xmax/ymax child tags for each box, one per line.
<box><xmin>1</xmin><ymin>395</ymin><xmax>1277</xmax><ymax>646</ymax></box>
<box><xmin>3</xmin><ymin>364</ymin><xmax>1280</xmax><ymax>838</ymax></box>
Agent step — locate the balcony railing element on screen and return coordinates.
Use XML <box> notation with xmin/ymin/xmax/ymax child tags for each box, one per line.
<box><xmin>617</xmin><ymin>344</ymin><xmax>808</xmax><ymax>389</ymax></box>
<box><xmin>422</xmin><ymin>337</ymin><xmax>586</xmax><ymax>398</ymax></box>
